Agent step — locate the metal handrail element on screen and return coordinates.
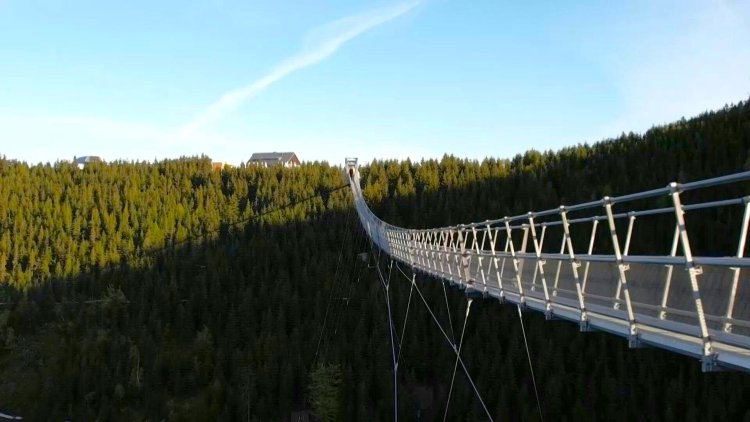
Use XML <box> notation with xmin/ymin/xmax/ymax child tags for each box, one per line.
<box><xmin>346</xmin><ymin>159</ymin><xmax>750</xmax><ymax>371</ymax></box>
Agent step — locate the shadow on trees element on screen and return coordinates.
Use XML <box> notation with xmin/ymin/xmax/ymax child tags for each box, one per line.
<box><xmin>2</xmin><ymin>99</ymin><xmax>750</xmax><ymax>419</ymax></box>
<box><xmin>1</xmin><ymin>169</ymin><xmax>749</xmax><ymax>421</ymax></box>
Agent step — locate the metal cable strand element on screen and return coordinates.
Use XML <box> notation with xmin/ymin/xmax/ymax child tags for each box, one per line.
<box><xmin>517</xmin><ymin>304</ymin><xmax>544</xmax><ymax>422</ymax></box>
<box><xmin>331</xmin><ymin>228</ymin><xmax>368</xmax><ymax>337</ymax></box>
<box><xmin>333</xmin><ymin>263</ymin><xmax>364</xmax><ymax>336</ymax></box>
<box><xmin>313</xmin><ymin>206</ymin><xmax>353</xmax><ymax>366</ymax></box>
<box><xmin>443</xmin><ymin>298</ymin><xmax>473</xmax><ymax>421</ymax></box>
<box><xmin>396</xmin><ymin>263</ymin><xmax>494</xmax><ymax>422</ymax></box>
<box><xmin>442</xmin><ymin>282</ymin><xmax>457</xmax><ymax>342</ymax></box>
<box><xmin>372</xmin><ymin>254</ymin><xmax>400</xmax><ymax>422</ymax></box>
<box><xmin>396</xmin><ymin>280</ymin><xmax>414</xmax><ymax>365</ymax></box>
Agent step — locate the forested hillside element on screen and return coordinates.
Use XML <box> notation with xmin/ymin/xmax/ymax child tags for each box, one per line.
<box><xmin>0</xmin><ymin>99</ymin><xmax>749</xmax><ymax>420</ymax></box>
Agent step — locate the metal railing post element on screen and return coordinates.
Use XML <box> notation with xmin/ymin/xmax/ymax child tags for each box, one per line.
<box><xmin>581</xmin><ymin>220</ymin><xmax>598</xmax><ymax>294</ymax></box>
<box><xmin>614</xmin><ymin>213</ymin><xmax>636</xmax><ymax>309</ymax></box>
<box><xmin>486</xmin><ymin>223</ymin><xmax>505</xmax><ymax>300</ymax></box>
<box><xmin>560</xmin><ymin>206</ymin><xmax>588</xmax><ymax>330</ymax></box>
<box><xmin>458</xmin><ymin>226</ymin><xmax>469</xmax><ymax>286</ymax></box>
<box><xmin>450</xmin><ymin>228</ymin><xmax>460</xmax><ymax>282</ymax></box>
<box><xmin>432</xmin><ymin>231</ymin><xmax>441</xmax><ymax>274</ymax></box>
<box><xmin>659</xmin><ymin>225</ymin><xmax>680</xmax><ymax>320</ymax></box>
<box><xmin>668</xmin><ymin>182</ymin><xmax>714</xmax><ymax>370</ymax></box>
<box><xmin>472</xmin><ymin>225</ymin><xmax>489</xmax><ymax>294</ymax></box>
<box><xmin>531</xmin><ymin>225</ymin><xmax>547</xmax><ymax>292</ymax></box>
<box><xmin>409</xmin><ymin>230</ymin><xmax>417</xmax><ymax>268</ymax></box>
<box><xmin>438</xmin><ymin>230</ymin><xmax>447</xmax><ymax>276</ymax></box>
<box><xmin>500</xmin><ymin>231</ymin><xmax>510</xmax><ymax>289</ymax></box>
<box><xmin>448</xmin><ymin>229</ymin><xmax>457</xmax><ymax>281</ymax></box>
<box><xmin>504</xmin><ymin>218</ymin><xmax>526</xmax><ymax>305</ymax></box>
<box><xmin>725</xmin><ymin>199</ymin><xmax>750</xmax><ymax>332</ymax></box>
<box><xmin>603</xmin><ymin>197</ymin><xmax>639</xmax><ymax>347</ymax></box>
<box><xmin>528</xmin><ymin>213</ymin><xmax>553</xmax><ymax>317</ymax></box>
<box><xmin>552</xmin><ymin>229</ymin><xmax>566</xmax><ymax>296</ymax></box>
<box><xmin>427</xmin><ymin>231</ymin><xmax>436</xmax><ymax>274</ymax></box>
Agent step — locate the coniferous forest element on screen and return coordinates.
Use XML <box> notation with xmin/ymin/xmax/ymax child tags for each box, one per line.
<box><xmin>1</xmin><ymin>99</ymin><xmax>750</xmax><ymax>420</ymax></box>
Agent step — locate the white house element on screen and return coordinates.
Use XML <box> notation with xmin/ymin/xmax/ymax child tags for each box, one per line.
<box><xmin>73</xmin><ymin>156</ymin><xmax>104</xmax><ymax>169</ymax></box>
<box><xmin>247</xmin><ymin>152</ymin><xmax>300</xmax><ymax>168</ymax></box>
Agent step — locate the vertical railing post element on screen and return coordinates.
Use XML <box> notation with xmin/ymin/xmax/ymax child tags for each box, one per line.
<box><xmin>581</xmin><ymin>219</ymin><xmax>598</xmax><ymax>294</ymax></box>
<box><xmin>531</xmin><ymin>225</ymin><xmax>547</xmax><ymax>292</ymax></box>
<box><xmin>614</xmin><ymin>213</ymin><xmax>636</xmax><ymax>310</ymax></box>
<box><xmin>469</xmin><ymin>226</ymin><xmax>480</xmax><ymax>288</ymax></box>
<box><xmin>505</xmin><ymin>218</ymin><xmax>526</xmax><ymax>305</ymax></box>
<box><xmin>431</xmin><ymin>230</ymin><xmax>441</xmax><ymax>275</ymax></box>
<box><xmin>479</xmin><ymin>225</ymin><xmax>489</xmax><ymax>294</ymax></box>
<box><xmin>560</xmin><ymin>206</ymin><xmax>588</xmax><ymax>330</ymax></box>
<box><xmin>447</xmin><ymin>229</ymin><xmax>456</xmax><ymax>281</ymax></box>
<box><xmin>486</xmin><ymin>223</ymin><xmax>505</xmax><ymax>301</ymax></box>
<box><xmin>438</xmin><ymin>230</ymin><xmax>447</xmax><ymax>276</ymax></box>
<box><xmin>458</xmin><ymin>225</ymin><xmax>469</xmax><ymax>286</ymax></box>
<box><xmin>412</xmin><ymin>231</ymin><xmax>420</xmax><ymax>267</ymax></box>
<box><xmin>450</xmin><ymin>228</ymin><xmax>460</xmax><ymax>283</ymax></box>
<box><xmin>519</xmin><ymin>225</ymin><xmax>530</xmax><ymax>276</ymax></box>
<box><xmin>400</xmin><ymin>232</ymin><xmax>407</xmax><ymax>263</ymax></box>
<box><xmin>603</xmin><ymin>197</ymin><xmax>639</xmax><ymax>347</ymax></box>
<box><xmin>668</xmin><ymin>183</ymin><xmax>714</xmax><ymax>369</ymax></box>
<box><xmin>405</xmin><ymin>231</ymin><xmax>411</xmax><ymax>266</ymax></box>
<box><xmin>416</xmin><ymin>231</ymin><xmax>423</xmax><ymax>268</ymax></box>
<box><xmin>392</xmin><ymin>231</ymin><xmax>399</xmax><ymax>261</ymax></box>
<box><xmin>552</xmin><ymin>229</ymin><xmax>566</xmax><ymax>296</ymax></box>
<box><xmin>500</xmin><ymin>231</ymin><xmax>510</xmax><ymax>287</ymax></box>
<box><xmin>531</xmin><ymin>226</ymin><xmax>547</xmax><ymax>292</ymax></box>
<box><xmin>527</xmin><ymin>213</ymin><xmax>552</xmax><ymax>318</ymax></box>
<box><xmin>471</xmin><ymin>225</ymin><xmax>489</xmax><ymax>294</ymax></box>
<box><xmin>724</xmin><ymin>198</ymin><xmax>750</xmax><ymax>332</ymax></box>
<box><xmin>409</xmin><ymin>230</ymin><xmax>417</xmax><ymax>268</ymax></box>
<box><xmin>401</xmin><ymin>232</ymin><xmax>408</xmax><ymax>263</ymax></box>
<box><xmin>659</xmin><ymin>225</ymin><xmax>680</xmax><ymax>320</ymax></box>
<box><xmin>426</xmin><ymin>231</ymin><xmax>435</xmax><ymax>274</ymax></box>
<box><xmin>388</xmin><ymin>230</ymin><xmax>400</xmax><ymax>258</ymax></box>
<box><xmin>386</xmin><ymin>231</ymin><xmax>393</xmax><ymax>259</ymax></box>
<box><xmin>441</xmin><ymin>229</ymin><xmax>451</xmax><ymax>275</ymax></box>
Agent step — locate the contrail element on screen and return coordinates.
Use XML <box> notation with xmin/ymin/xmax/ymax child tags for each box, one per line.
<box><xmin>180</xmin><ymin>0</ymin><xmax>421</xmax><ymax>135</ymax></box>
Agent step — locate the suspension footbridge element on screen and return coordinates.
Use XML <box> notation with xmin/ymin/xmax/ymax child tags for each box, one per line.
<box><xmin>346</xmin><ymin>158</ymin><xmax>750</xmax><ymax>374</ymax></box>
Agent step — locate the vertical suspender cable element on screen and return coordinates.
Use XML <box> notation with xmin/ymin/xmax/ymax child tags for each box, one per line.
<box><xmin>373</xmin><ymin>253</ymin><xmax>399</xmax><ymax>421</ymax></box>
<box><xmin>443</xmin><ymin>298</ymin><xmax>473</xmax><ymax>421</ymax></box>
<box><xmin>396</xmin><ymin>277</ymin><xmax>414</xmax><ymax>365</ymax></box>
<box><xmin>331</xmin><ymin>226</ymin><xmax>369</xmax><ymax>337</ymax></box>
<box><xmin>517</xmin><ymin>304</ymin><xmax>543</xmax><ymax>422</ymax></box>
<box><xmin>313</xmin><ymin>206</ymin><xmax>353</xmax><ymax>366</ymax></box>
<box><xmin>396</xmin><ymin>263</ymin><xmax>494</xmax><ymax>422</ymax></box>
<box><xmin>442</xmin><ymin>283</ymin><xmax>457</xmax><ymax>341</ymax></box>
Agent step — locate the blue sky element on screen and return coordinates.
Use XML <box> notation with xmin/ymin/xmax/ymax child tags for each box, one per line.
<box><xmin>1</xmin><ymin>0</ymin><xmax>749</xmax><ymax>165</ymax></box>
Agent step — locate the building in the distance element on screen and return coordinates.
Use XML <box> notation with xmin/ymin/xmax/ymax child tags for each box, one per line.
<box><xmin>73</xmin><ymin>155</ymin><xmax>104</xmax><ymax>169</ymax></box>
<box><xmin>247</xmin><ymin>152</ymin><xmax>300</xmax><ymax>168</ymax></box>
